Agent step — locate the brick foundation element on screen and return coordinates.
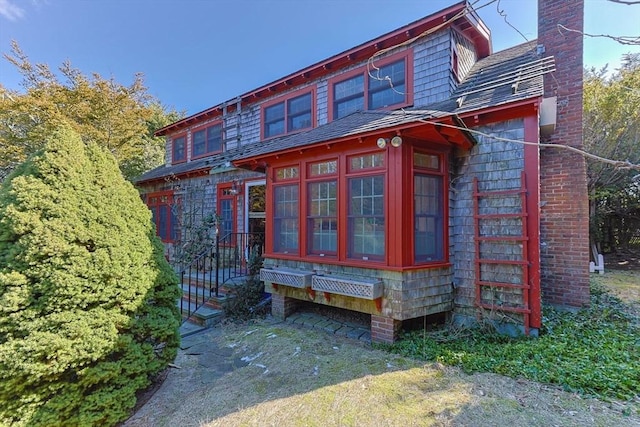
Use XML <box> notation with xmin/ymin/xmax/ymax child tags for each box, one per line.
<box><xmin>271</xmin><ymin>293</ymin><xmax>300</xmax><ymax>320</ymax></box>
<box><xmin>538</xmin><ymin>0</ymin><xmax>590</xmax><ymax>307</ymax></box>
<box><xmin>370</xmin><ymin>315</ymin><xmax>402</xmax><ymax>343</ymax></box>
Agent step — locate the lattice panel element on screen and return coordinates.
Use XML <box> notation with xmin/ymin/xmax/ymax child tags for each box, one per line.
<box><xmin>260</xmin><ymin>268</ymin><xmax>312</xmax><ymax>288</ymax></box>
<box><xmin>312</xmin><ymin>276</ymin><xmax>383</xmax><ymax>300</ymax></box>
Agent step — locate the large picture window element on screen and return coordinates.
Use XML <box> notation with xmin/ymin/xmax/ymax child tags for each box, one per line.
<box><xmin>147</xmin><ymin>192</ymin><xmax>179</xmax><ymax>242</ymax></box>
<box><xmin>329</xmin><ymin>51</ymin><xmax>412</xmax><ymax>120</ymax></box>
<box><xmin>193</xmin><ymin>123</ymin><xmax>222</xmax><ymax>158</ymax></box>
<box><xmin>263</xmin><ymin>90</ymin><xmax>314</xmax><ymax>139</ymax></box>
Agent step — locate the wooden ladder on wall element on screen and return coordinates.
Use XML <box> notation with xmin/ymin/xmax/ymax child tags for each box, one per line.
<box><xmin>473</xmin><ymin>171</ymin><xmax>531</xmax><ymax>335</ymax></box>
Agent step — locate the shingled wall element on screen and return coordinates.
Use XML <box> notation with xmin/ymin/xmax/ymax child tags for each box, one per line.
<box><xmin>451</xmin><ymin>119</ymin><xmax>527</xmax><ymax>324</ymax></box>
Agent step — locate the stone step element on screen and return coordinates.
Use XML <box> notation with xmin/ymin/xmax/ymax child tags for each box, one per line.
<box><xmin>187</xmin><ymin>305</ymin><xmax>225</xmax><ymax>328</ymax></box>
<box><xmin>179</xmin><ymin>320</ymin><xmax>207</xmax><ymax>338</ymax></box>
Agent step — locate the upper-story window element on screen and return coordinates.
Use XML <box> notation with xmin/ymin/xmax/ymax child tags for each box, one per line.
<box><xmin>329</xmin><ymin>50</ymin><xmax>413</xmax><ymax>120</ymax></box>
<box><xmin>172</xmin><ymin>136</ymin><xmax>186</xmax><ymax>163</ymax></box>
<box><xmin>262</xmin><ymin>88</ymin><xmax>315</xmax><ymax>139</ymax></box>
<box><xmin>192</xmin><ymin>123</ymin><xmax>222</xmax><ymax>159</ymax></box>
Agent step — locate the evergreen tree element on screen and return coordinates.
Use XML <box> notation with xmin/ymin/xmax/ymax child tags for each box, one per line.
<box><xmin>0</xmin><ymin>124</ymin><xmax>181</xmax><ymax>426</ymax></box>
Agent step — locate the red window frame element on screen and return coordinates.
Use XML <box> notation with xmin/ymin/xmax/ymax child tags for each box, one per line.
<box><xmin>345</xmin><ymin>153</ymin><xmax>386</xmax><ymax>261</ymax></box>
<box><xmin>192</xmin><ymin>122</ymin><xmax>223</xmax><ymax>159</ymax></box>
<box><xmin>171</xmin><ymin>135</ymin><xmax>187</xmax><ymax>164</ymax></box>
<box><xmin>269</xmin><ymin>164</ymin><xmax>301</xmax><ymax>255</ymax></box>
<box><xmin>146</xmin><ymin>190</ymin><xmax>179</xmax><ymax>243</ymax></box>
<box><xmin>217</xmin><ymin>184</ymin><xmax>236</xmax><ymax>238</ymax></box>
<box><xmin>412</xmin><ymin>149</ymin><xmax>448</xmax><ymax>265</ymax></box>
<box><xmin>306</xmin><ymin>159</ymin><xmax>339</xmax><ymax>257</ymax></box>
<box><xmin>261</xmin><ymin>87</ymin><xmax>316</xmax><ymax>140</ymax></box>
<box><xmin>327</xmin><ymin>50</ymin><xmax>413</xmax><ymax>121</ymax></box>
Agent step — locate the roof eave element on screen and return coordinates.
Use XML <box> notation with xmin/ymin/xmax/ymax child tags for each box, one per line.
<box><xmin>155</xmin><ymin>1</ymin><xmax>494</xmax><ymax>137</ymax></box>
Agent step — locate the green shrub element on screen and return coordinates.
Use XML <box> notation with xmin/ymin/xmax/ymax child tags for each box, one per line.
<box><xmin>0</xmin><ymin>125</ymin><xmax>181</xmax><ymax>426</ymax></box>
<box><xmin>223</xmin><ymin>248</ymin><xmax>268</xmax><ymax>321</ymax></box>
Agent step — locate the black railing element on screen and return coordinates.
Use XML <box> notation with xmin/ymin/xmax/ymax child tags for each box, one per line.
<box><xmin>179</xmin><ymin>231</ymin><xmax>264</xmax><ymax>320</ymax></box>
<box><xmin>215</xmin><ymin>231</ymin><xmax>265</xmax><ymax>292</ymax></box>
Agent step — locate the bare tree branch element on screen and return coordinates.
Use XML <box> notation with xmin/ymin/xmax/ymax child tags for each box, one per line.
<box><xmin>607</xmin><ymin>0</ymin><xmax>640</xmax><ymax>5</ymax></box>
<box><xmin>557</xmin><ymin>24</ymin><xmax>640</xmax><ymax>46</ymax></box>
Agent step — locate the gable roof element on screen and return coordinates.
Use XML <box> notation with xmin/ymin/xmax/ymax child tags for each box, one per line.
<box><xmin>154</xmin><ymin>1</ymin><xmax>491</xmax><ymax>137</ymax></box>
<box><xmin>136</xmin><ymin>41</ymin><xmax>552</xmax><ymax>183</ymax></box>
<box><xmin>448</xmin><ymin>40</ymin><xmax>552</xmax><ymax>114</ymax></box>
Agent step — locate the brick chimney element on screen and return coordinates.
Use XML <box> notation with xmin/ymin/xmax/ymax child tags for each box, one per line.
<box><xmin>538</xmin><ymin>0</ymin><xmax>590</xmax><ymax>307</ymax></box>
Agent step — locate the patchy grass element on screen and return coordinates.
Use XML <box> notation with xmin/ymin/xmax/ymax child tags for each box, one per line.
<box><xmin>125</xmin><ymin>315</ymin><xmax>639</xmax><ymax>426</ymax></box>
<box><xmin>386</xmin><ymin>276</ymin><xmax>640</xmax><ymax>406</ymax></box>
<box><xmin>593</xmin><ymin>270</ymin><xmax>640</xmax><ymax>307</ymax></box>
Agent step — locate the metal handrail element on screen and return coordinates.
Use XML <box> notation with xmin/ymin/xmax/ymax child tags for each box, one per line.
<box><xmin>179</xmin><ymin>231</ymin><xmax>264</xmax><ymax>322</ymax></box>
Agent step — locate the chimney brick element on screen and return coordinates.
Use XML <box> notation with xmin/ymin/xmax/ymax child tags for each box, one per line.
<box><xmin>538</xmin><ymin>0</ymin><xmax>590</xmax><ymax>307</ymax></box>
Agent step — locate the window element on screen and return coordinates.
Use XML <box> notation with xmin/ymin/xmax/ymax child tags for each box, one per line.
<box><xmin>307</xmin><ymin>160</ymin><xmax>338</xmax><ymax>255</ymax></box>
<box><xmin>193</xmin><ymin>123</ymin><xmax>222</xmax><ymax>158</ymax></box>
<box><xmin>348</xmin><ymin>175</ymin><xmax>385</xmax><ymax>259</ymax></box>
<box><xmin>274</xmin><ymin>185</ymin><xmax>299</xmax><ymax>253</ymax></box>
<box><xmin>172</xmin><ymin>136</ymin><xmax>186</xmax><ymax>163</ymax></box>
<box><xmin>147</xmin><ymin>192</ymin><xmax>179</xmax><ymax>242</ymax></box>
<box><xmin>272</xmin><ymin>166</ymin><xmax>300</xmax><ymax>253</ymax></box>
<box><xmin>218</xmin><ymin>186</ymin><xmax>235</xmax><ymax>238</ymax></box>
<box><xmin>329</xmin><ymin>50</ymin><xmax>412</xmax><ymax>120</ymax></box>
<box><xmin>333</xmin><ymin>74</ymin><xmax>365</xmax><ymax>119</ymax></box>
<box><xmin>262</xmin><ymin>90</ymin><xmax>314</xmax><ymax>139</ymax></box>
<box><xmin>413</xmin><ymin>151</ymin><xmax>445</xmax><ymax>263</ymax></box>
<box><xmin>368</xmin><ymin>59</ymin><xmax>406</xmax><ymax>110</ymax></box>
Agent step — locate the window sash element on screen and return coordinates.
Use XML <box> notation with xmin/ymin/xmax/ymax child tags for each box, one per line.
<box><xmin>264</xmin><ymin>92</ymin><xmax>313</xmax><ymax>138</ymax></box>
<box><xmin>348</xmin><ymin>175</ymin><xmax>385</xmax><ymax>258</ymax></box>
<box><xmin>308</xmin><ymin>181</ymin><xmax>337</xmax><ymax>254</ymax></box>
<box><xmin>414</xmin><ymin>174</ymin><xmax>444</xmax><ymax>262</ymax></box>
<box><xmin>219</xmin><ymin>198</ymin><xmax>234</xmax><ymax>238</ymax></box>
<box><xmin>264</xmin><ymin>102</ymin><xmax>285</xmax><ymax>138</ymax></box>
<box><xmin>287</xmin><ymin>93</ymin><xmax>312</xmax><ymax>132</ymax></box>
<box><xmin>274</xmin><ymin>185</ymin><xmax>299</xmax><ymax>252</ymax></box>
<box><xmin>333</xmin><ymin>74</ymin><xmax>364</xmax><ymax>119</ymax></box>
<box><xmin>368</xmin><ymin>59</ymin><xmax>406</xmax><ymax>109</ymax></box>
<box><xmin>172</xmin><ymin>137</ymin><xmax>185</xmax><ymax>162</ymax></box>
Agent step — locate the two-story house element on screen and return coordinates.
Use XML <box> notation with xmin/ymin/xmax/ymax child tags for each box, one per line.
<box><xmin>136</xmin><ymin>0</ymin><xmax>589</xmax><ymax>343</ymax></box>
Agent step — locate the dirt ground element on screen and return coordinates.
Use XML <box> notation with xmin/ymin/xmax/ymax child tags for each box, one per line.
<box><xmin>124</xmin><ymin>316</ymin><xmax>639</xmax><ymax>427</ymax></box>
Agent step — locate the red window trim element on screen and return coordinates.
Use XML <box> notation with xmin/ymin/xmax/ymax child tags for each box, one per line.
<box><xmin>306</xmin><ymin>159</ymin><xmax>339</xmax><ymax>257</ymax></box>
<box><xmin>264</xmin><ymin>143</ymin><xmax>451</xmax><ymax>270</ymax></box>
<box><xmin>268</xmin><ymin>148</ymin><xmax>392</xmax><ymax>266</ymax></box>
<box><xmin>411</xmin><ymin>147</ymin><xmax>449</xmax><ymax>266</ymax></box>
<box><xmin>261</xmin><ymin>86</ymin><xmax>317</xmax><ymax>141</ymax></box>
<box><xmin>327</xmin><ymin>49</ymin><xmax>414</xmax><ymax>121</ymax></box>
<box><xmin>217</xmin><ymin>184</ymin><xmax>237</xmax><ymax>238</ymax></box>
<box><xmin>146</xmin><ymin>190</ymin><xmax>179</xmax><ymax>243</ymax></box>
<box><xmin>171</xmin><ymin>134</ymin><xmax>187</xmax><ymax>164</ymax></box>
<box><xmin>191</xmin><ymin>121</ymin><xmax>223</xmax><ymax>160</ymax></box>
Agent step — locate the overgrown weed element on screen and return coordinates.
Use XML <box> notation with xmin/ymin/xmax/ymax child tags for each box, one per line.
<box><xmin>385</xmin><ymin>279</ymin><xmax>640</xmax><ymax>402</ymax></box>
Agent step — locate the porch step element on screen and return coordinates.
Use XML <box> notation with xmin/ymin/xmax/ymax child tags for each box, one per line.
<box><xmin>184</xmin><ymin>304</ymin><xmax>225</xmax><ymax>328</ymax></box>
<box><xmin>179</xmin><ymin>321</ymin><xmax>207</xmax><ymax>338</ymax></box>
